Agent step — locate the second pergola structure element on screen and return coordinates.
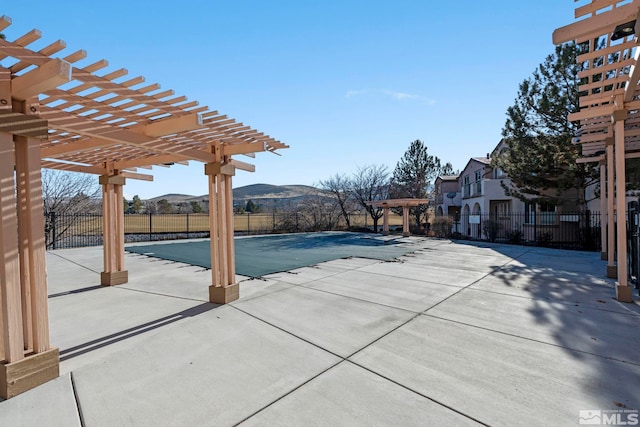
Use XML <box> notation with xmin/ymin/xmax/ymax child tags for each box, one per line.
<box><xmin>367</xmin><ymin>199</ymin><xmax>429</xmax><ymax>237</ymax></box>
<box><xmin>553</xmin><ymin>0</ymin><xmax>640</xmax><ymax>303</ymax></box>
<box><xmin>0</xmin><ymin>17</ymin><xmax>287</xmax><ymax>398</ymax></box>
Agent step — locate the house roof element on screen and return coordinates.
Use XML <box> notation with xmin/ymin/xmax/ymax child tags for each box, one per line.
<box><xmin>0</xmin><ymin>15</ymin><xmax>288</xmax><ymax>179</ymax></box>
<box><xmin>459</xmin><ymin>157</ymin><xmax>492</xmax><ymax>176</ymax></box>
<box><xmin>471</xmin><ymin>157</ymin><xmax>491</xmax><ymax>165</ymax></box>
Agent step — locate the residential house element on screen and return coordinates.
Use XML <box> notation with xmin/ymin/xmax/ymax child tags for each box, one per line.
<box><xmin>438</xmin><ymin>140</ymin><xmax>590</xmax><ymax>244</ymax></box>
<box><xmin>434</xmin><ymin>175</ymin><xmax>462</xmax><ymax>233</ymax></box>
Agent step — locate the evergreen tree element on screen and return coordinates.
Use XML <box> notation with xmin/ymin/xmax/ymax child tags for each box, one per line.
<box><xmin>390</xmin><ymin>140</ymin><xmax>451</xmax><ymax>229</ymax></box>
<box><xmin>157</xmin><ymin>199</ymin><xmax>173</xmax><ymax>214</ymax></box>
<box><xmin>131</xmin><ymin>195</ymin><xmax>143</xmax><ymax>214</ymax></box>
<box><xmin>492</xmin><ymin>42</ymin><xmax>597</xmax><ymax>209</ymax></box>
<box><xmin>190</xmin><ymin>201</ymin><xmax>203</xmax><ymax>214</ymax></box>
<box><xmin>245</xmin><ymin>199</ymin><xmax>258</xmax><ymax>213</ymax></box>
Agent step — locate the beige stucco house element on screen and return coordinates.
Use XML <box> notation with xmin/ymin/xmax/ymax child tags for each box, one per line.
<box><xmin>436</xmin><ymin>140</ymin><xmax>592</xmax><ymax>244</ymax></box>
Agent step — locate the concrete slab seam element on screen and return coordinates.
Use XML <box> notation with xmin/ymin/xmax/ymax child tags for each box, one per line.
<box><xmin>422</xmin><ymin>249</ymin><xmax>534</xmax><ymax>315</ymax></box>
<box><xmin>293</xmin><ymin>282</ymin><xmax>423</xmax><ymax>314</ymax></box>
<box><xmin>112</xmin><ymin>285</ymin><xmax>210</xmax><ymax>304</ymax></box>
<box><xmin>423</xmin><ymin>313</ymin><xmax>640</xmax><ymax>367</ymax></box>
<box><xmin>229</xmin><ymin>282</ymin><xmax>294</xmax><ymax>305</ymax></box>
<box><xmin>460</xmin><ymin>287</ymin><xmax>639</xmax><ymax>317</ymax></box>
<box><xmin>47</xmin><ymin>251</ymin><xmax>101</xmax><ymax>274</ymax></box>
<box><xmin>271</xmin><ymin>262</ymin><xmax>385</xmax><ymax>287</ymax></box>
<box><xmin>231</xmin><ymin>286</ymin><xmax>485</xmax><ymax>425</ymax></box>
<box><xmin>346</xmin><ymin>360</ymin><xmax>490</xmax><ymax>426</ymax></box>
<box><xmin>233</xmin><ymin>360</ymin><xmax>346</xmax><ymax>426</ymax></box>
<box><xmin>346</xmin><ymin>268</ymin><xmax>467</xmax><ymax>290</ymax></box>
<box><xmin>70</xmin><ymin>372</ymin><xmax>86</xmax><ymax>427</ymax></box>
<box><xmin>229</xmin><ymin>305</ymin><xmax>345</xmax><ymax>360</ymax></box>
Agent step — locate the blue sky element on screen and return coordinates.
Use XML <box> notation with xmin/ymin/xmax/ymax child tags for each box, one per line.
<box><xmin>3</xmin><ymin>1</ymin><xmax>577</xmax><ymax>199</ymax></box>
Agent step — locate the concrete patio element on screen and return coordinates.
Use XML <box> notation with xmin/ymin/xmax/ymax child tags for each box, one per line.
<box><xmin>1</xmin><ymin>237</ymin><xmax>639</xmax><ymax>426</ymax></box>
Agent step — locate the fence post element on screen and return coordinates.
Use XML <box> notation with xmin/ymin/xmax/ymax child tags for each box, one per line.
<box><xmin>149</xmin><ymin>212</ymin><xmax>153</xmax><ymax>241</ymax></box>
<box><xmin>533</xmin><ymin>210</ymin><xmax>537</xmax><ymax>246</ymax></box>
<box><xmin>186</xmin><ymin>213</ymin><xmax>190</xmax><ymax>239</ymax></box>
<box><xmin>51</xmin><ymin>211</ymin><xmax>56</xmax><ymax>250</ymax></box>
<box><xmin>247</xmin><ymin>213</ymin><xmax>250</xmax><ymax>235</ymax></box>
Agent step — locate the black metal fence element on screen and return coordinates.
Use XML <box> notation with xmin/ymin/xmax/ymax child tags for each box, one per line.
<box><xmin>440</xmin><ymin>211</ymin><xmax>602</xmax><ymax>251</ymax></box>
<box><xmin>44</xmin><ymin>212</ymin><xmax>398</xmax><ymax>249</ymax></box>
<box><xmin>45</xmin><ymin>211</ymin><xmax>602</xmax><ymax>252</ymax></box>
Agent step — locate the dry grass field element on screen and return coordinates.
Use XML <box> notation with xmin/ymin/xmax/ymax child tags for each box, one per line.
<box><xmin>57</xmin><ymin>212</ymin><xmax>405</xmax><ymax>236</ymax></box>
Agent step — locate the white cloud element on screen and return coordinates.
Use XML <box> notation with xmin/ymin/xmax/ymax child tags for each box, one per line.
<box><xmin>345</xmin><ymin>88</ymin><xmax>435</xmax><ymax>105</ymax></box>
<box><xmin>345</xmin><ymin>89</ymin><xmax>369</xmax><ymax>98</ymax></box>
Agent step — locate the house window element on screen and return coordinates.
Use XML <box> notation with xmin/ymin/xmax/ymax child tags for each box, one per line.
<box><xmin>525</xmin><ymin>202</ymin><xmax>535</xmax><ymax>224</ymax></box>
<box><xmin>493</xmin><ymin>202</ymin><xmax>510</xmax><ymax>217</ymax></box>
<box><xmin>463</xmin><ymin>175</ymin><xmax>470</xmax><ymax>198</ymax></box>
<box><xmin>474</xmin><ymin>170</ymin><xmax>482</xmax><ymax>195</ymax></box>
<box><xmin>524</xmin><ymin>202</ymin><xmax>557</xmax><ymax>225</ymax></box>
<box><xmin>539</xmin><ymin>202</ymin><xmax>557</xmax><ymax>225</ymax></box>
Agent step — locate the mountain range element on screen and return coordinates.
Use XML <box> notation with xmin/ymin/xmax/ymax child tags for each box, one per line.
<box><xmin>146</xmin><ymin>184</ymin><xmax>329</xmax><ymax>209</ymax></box>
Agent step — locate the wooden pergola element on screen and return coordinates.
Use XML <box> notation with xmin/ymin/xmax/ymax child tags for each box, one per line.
<box><xmin>367</xmin><ymin>199</ymin><xmax>429</xmax><ymax>237</ymax></box>
<box><xmin>553</xmin><ymin>1</ymin><xmax>640</xmax><ymax>303</ymax></box>
<box><xmin>0</xmin><ymin>16</ymin><xmax>287</xmax><ymax>398</ymax></box>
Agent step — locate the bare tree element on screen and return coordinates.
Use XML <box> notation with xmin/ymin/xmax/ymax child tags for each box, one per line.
<box><xmin>351</xmin><ymin>164</ymin><xmax>389</xmax><ymax>233</ymax></box>
<box><xmin>42</xmin><ymin>169</ymin><xmax>101</xmax><ymax>248</ymax></box>
<box><xmin>318</xmin><ymin>173</ymin><xmax>355</xmax><ymax>230</ymax></box>
<box><xmin>144</xmin><ymin>201</ymin><xmax>157</xmax><ymax>214</ymax></box>
<box><xmin>300</xmin><ymin>189</ymin><xmax>342</xmax><ymax>231</ymax></box>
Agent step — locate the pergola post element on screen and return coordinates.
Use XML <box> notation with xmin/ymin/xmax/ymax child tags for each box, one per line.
<box><xmin>613</xmin><ymin>109</ymin><xmax>632</xmax><ymax>302</ymax></box>
<box><xmin>100</xmin><ymin>171</ymin><xmax>128</xmax><ymax>286</ymax></box>
<box><xmin>606</xmin><ymin>140</ymin><xmax>616</xmax><ymax>278</ymax></box>
<box><xmin>382</xmin><ymin>207</ymin><xmax>390</xmax><ymax>236</ymax></box>
<box><xmin>402</xmin><ymin>205</ymin><xmax>410</xmax><ymax>237</ymax></box>
<box><xmin>599</xmin><ymin>159</ymin><xmax>607</xmax><ymax>261</ymax></box>
<box><xmin>205</xmin><ymin>156</ymin><xmax>239</xmax><ymax>304</ymax></box>
<box><xmin>0</xmin><ymin>96</ymin><xmax>58</xmax><ymax>399</ymax></box>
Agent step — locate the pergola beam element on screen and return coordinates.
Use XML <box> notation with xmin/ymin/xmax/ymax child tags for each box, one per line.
<box><xmin>113</xmin><ymin>154</ymin><xmax>190</xmax><ymax>170</ymax></box>
<box><xmin>222</xmin><ymin>141</ymin><xmax>266</xmax><ymax>156</ymax></box>
<box><xmin>40</xmin><ymin>160</ymin><xmax>107</xmax><ymax>175</ymax></box>
<box><xmin>120</xmin><ymin>171</ymin><xmax>153</xmax><ymax>181</ymax></box>
<box><xmin>41</xmin><ymin>137</ymin><xmax>116</xmax><ymax>157</ymax></box>
<box><xmin>11</xmin><ymin>59</ymin><xmax>71</xmax><ymax>101</ymax></box>
<box><xmin>141</xmin><ymin>113</ymin><xmax>203</xmax><ymax>137</ymax></box>
<box><xmin>552</xmin><ymin>2</ymin><xmax>640</xmax><ymax>44</ymax></box>
<box><xmin>229</xmin><ymin>158</ymin><xmax>256</xmax><ymax>173</ymax></box>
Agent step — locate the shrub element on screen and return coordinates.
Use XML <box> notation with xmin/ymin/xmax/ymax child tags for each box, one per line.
<box><xmin>538</xmin><ymin>232</ymin><xmax>553</xmax><ymax>247</ymax></box>
<box><xmin>482</xmin><ymin>220</ymin><xmax>501</xmax><ymax>242</ymax></box>
<box><xmin>506</xmin><ymin>228</ymin><xmax>523</xmax><ymax>245</ymax></box>
<box><xmin>431</xmin><ymin>216</ymin><xmax>453</xmax><ymax>238</ymax></box>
